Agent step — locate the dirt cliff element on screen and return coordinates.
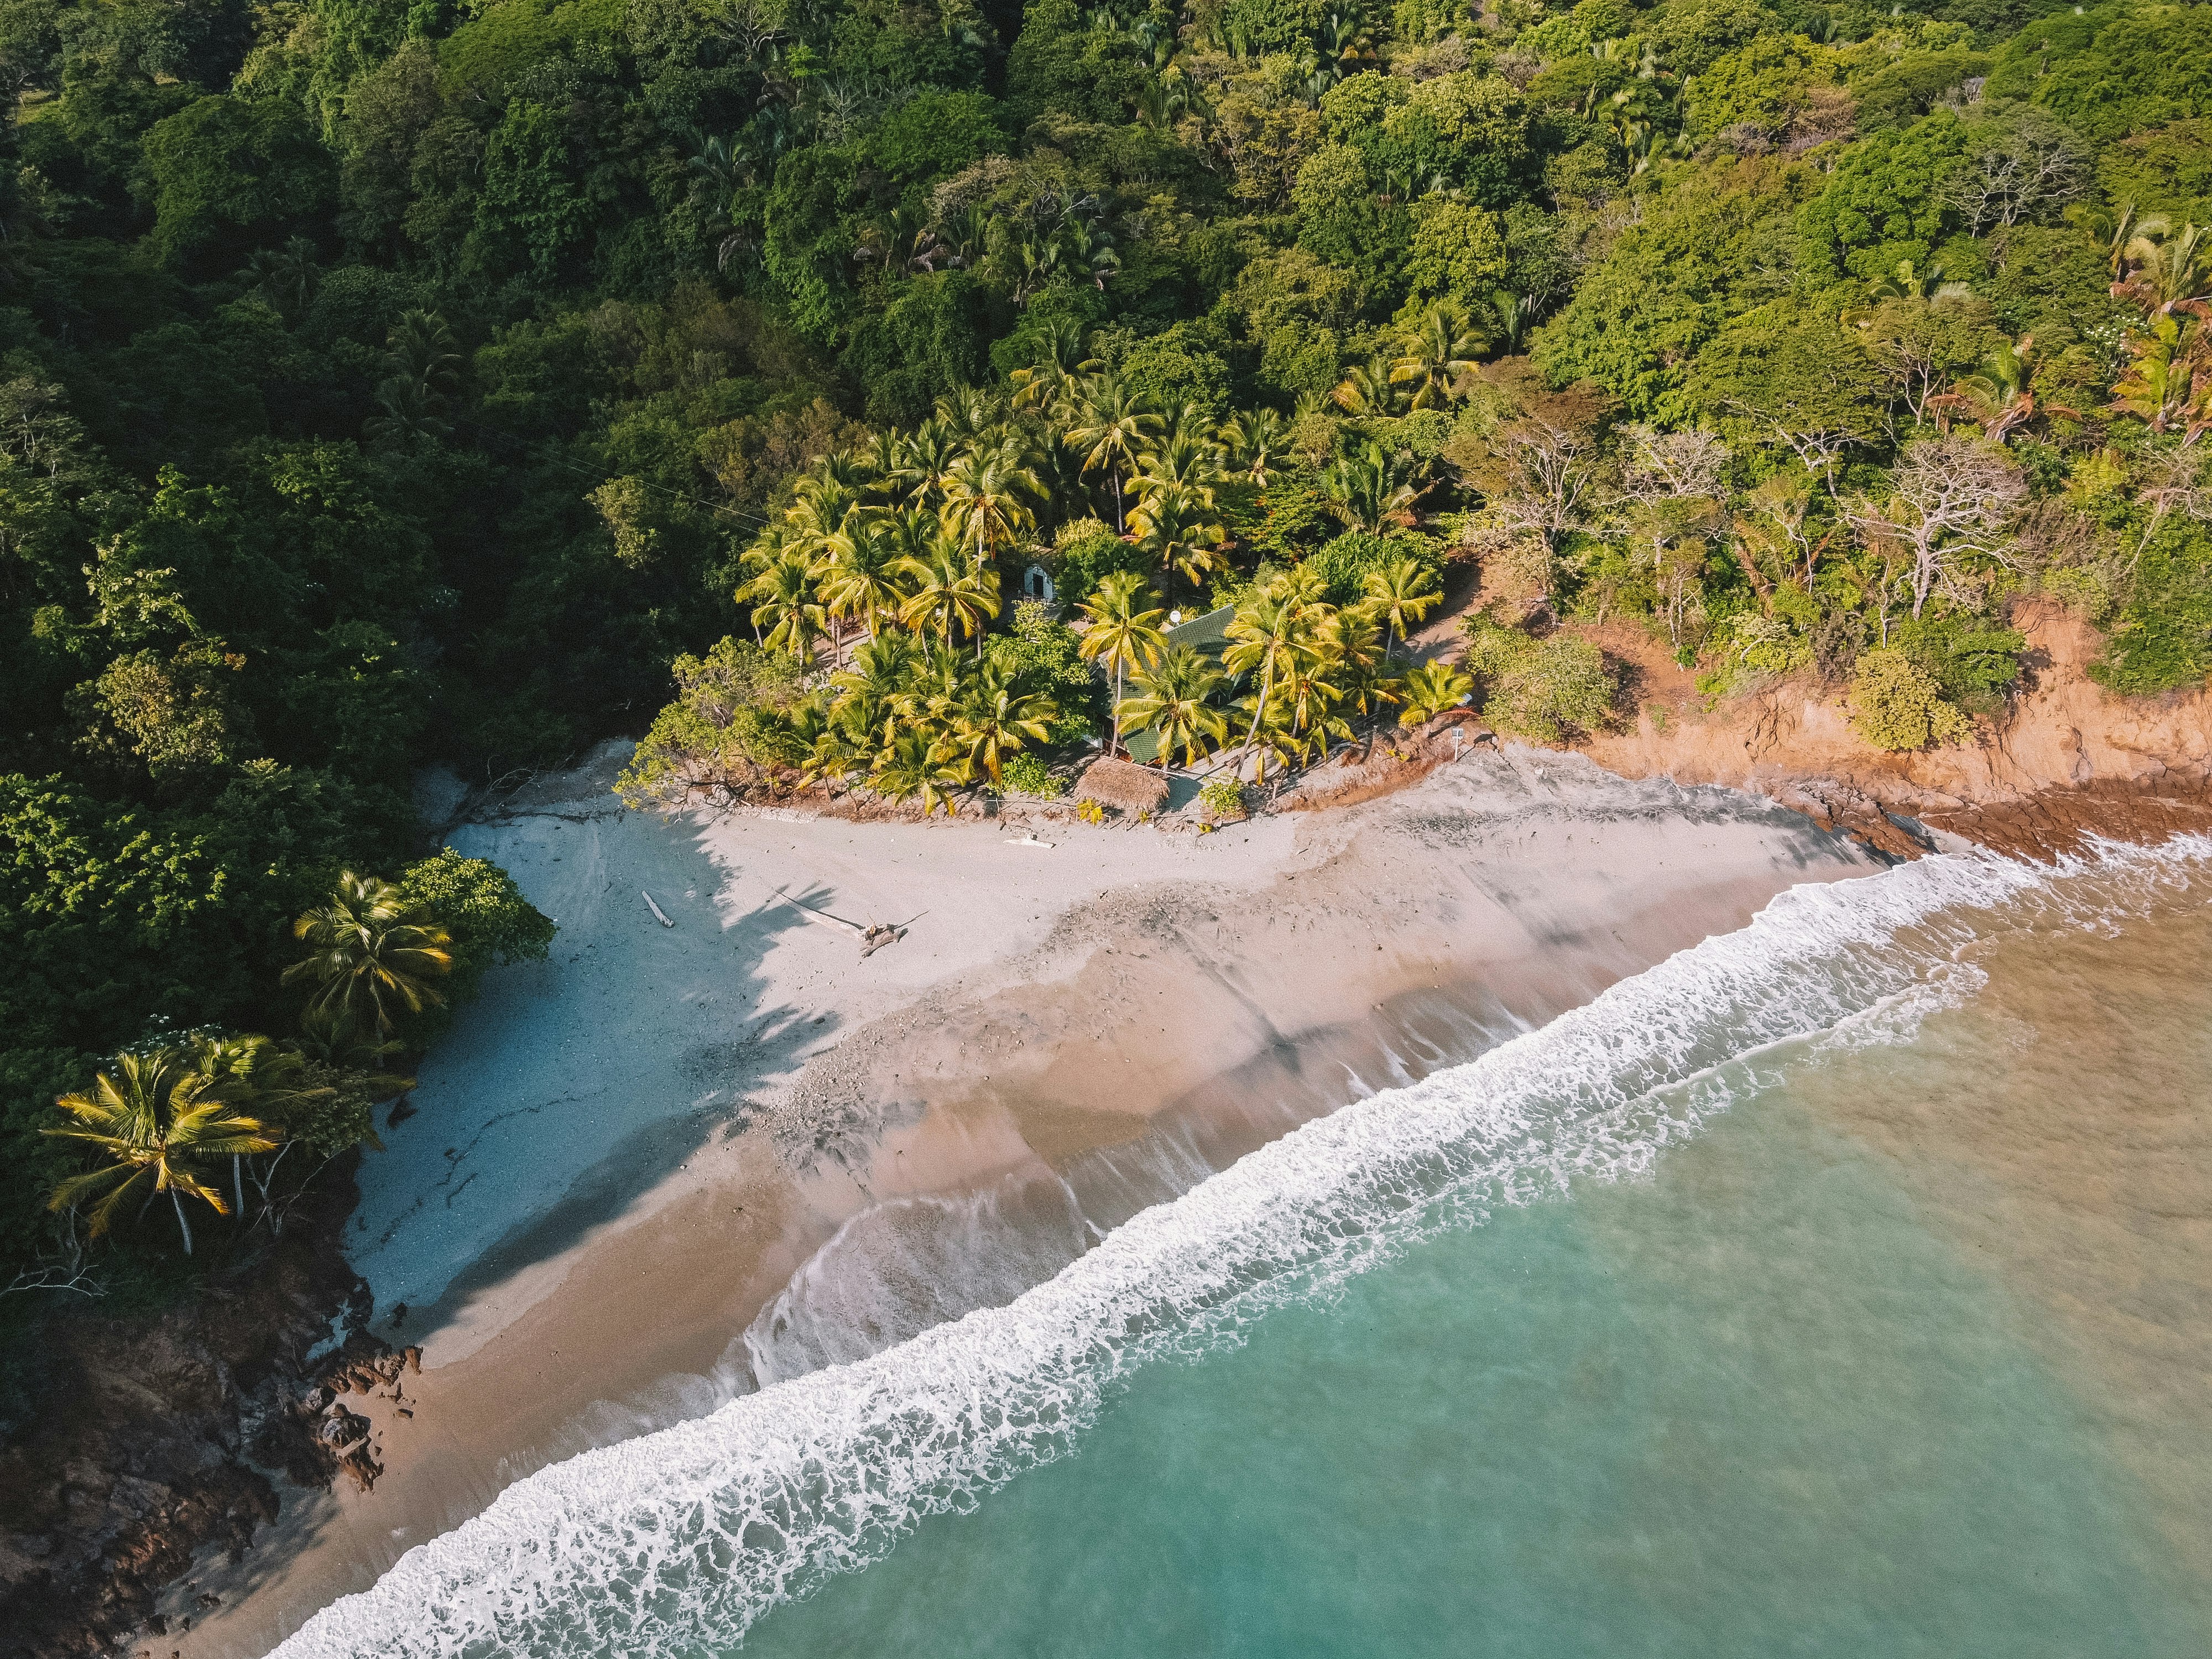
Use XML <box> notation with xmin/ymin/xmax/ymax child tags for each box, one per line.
<box><xmin>1574</xmin><ymin>599</ymin><xmax>2212</xmax><ymax>861</ymax></box>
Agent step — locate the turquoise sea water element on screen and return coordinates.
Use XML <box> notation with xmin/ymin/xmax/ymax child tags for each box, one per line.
<box><xmin>275</xmin><ymin>842</ymin><xmax>2212</xmax><ymax>1659</ymax></box>
<box><xmin>736</xmin><ymin>858</ymin><xmax>2212</xmax><ymax>1659</ymax></box>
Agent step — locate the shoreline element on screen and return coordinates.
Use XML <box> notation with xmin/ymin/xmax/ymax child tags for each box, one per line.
<box><xmin>168</xmin><ymin>747</ymin><xmax>1874</xmax><ymax>1657</ymax></box>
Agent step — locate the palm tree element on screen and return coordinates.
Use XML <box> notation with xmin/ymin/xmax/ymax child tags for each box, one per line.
<box><xmin>1063</xmin><ymin>375</ymin><xmax>1164</xmax><ymax>531</ymax></box>
<box><xmin>820</xmin><ymin>518</ymin><xmax>912</xmax><ymax>649</ymax></box>
<box><xmin>1131</xmin><ymin>406</ymin><xmax>1227</xmax><ymax>504</ymax></box>
<box><xmin>870</xmin><ymin>729</ymin><xmax>967</xmax><ymax>817</ymax></box>
<box><xmin>938</xmin><ymin>440</ymin><xmax>1044</xmax><ymax>568</ymax></box>
<box><xmin>895</xmin><ymin>418</ymin><xmax>966</xmax><ymax>509</ymax></box>
<box><xmin>45</xmin><ymin>1050</ymin><xmax>279</xmax><ymax>1254</ymax></box>
<box><xmin>283</xmin><ymin>872</ymin><xmax>455</xmax><ymax>1041</ymax></box>
<box><xmin>745</xmin><ymin>547</ymin><xmax>827</xmax><ymax>660</ymax></box>
<box><xmin>1009</xmin><ymin>316</ymin><xmax>1101</xmax><ymax>413</ymax></box>
<box><xmin>1077</xmin><ymin>570</ymin><xmax>1167</xmax><ymax>758</ymax></box>
<box><xmin>1390</xmin><ymin>302</ymin><xmax>1486</xmax><ymax>408</ymax></box>
<box><xmin>1397</xmin><ymin>659</ymin><xmax>1474</xmax><ymax>726</ymax></box>
<box><xmin>950</xmin><ymin>664</ymin><xmax>1057</xmax><ymax>786</ymax></box>
<box><xmin>1128</xmin><ymin>482</ymin><xmax>1227</xmax><ymax>611</ymax></box>
<box><xmin>1361</xmin><ymin>557</ymin><xmax>1443</xmax><ymax>661</ymax></box>
<box><xmin>1330</xmin><ymin>358</ymin><xmax>1397</xmax><ymax>418</ymax></box>
<box><xmin>1321</xmin><ymin>441</ymin><xmax>1421</xmax><ymax>534</ymax></box>
<box><xmin>1218</xmin><ymin>407</ymin><xmax>1287</xmax><ymax>483</ymax></box>
<box><xmin>1483</xmin><ymin>289</ymin><xmax>1537</xmax><ymax>357</ymax></box>
<box><xmin>1230</xmin><ymin>571</ymin><xmax>1327</xmax><ymax>779</ymax></box>
<box><xmin>1118</xmin><ymin>645</ymin><xmax>1228</xmax><ymax>766</ymax></box>
<box><xmin>1325</xmin><ymin>602</ymin><xmax>1401</xmax><ymax>721</ymax></box>
<box><xmin>897</xmin><ymin>541</ymin><xmax>1003</xmax><ymax>654</ymax></box>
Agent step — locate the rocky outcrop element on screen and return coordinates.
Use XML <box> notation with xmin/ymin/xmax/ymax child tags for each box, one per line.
<box><xmin>0</xmin><ymin>1167</ymin><xmax>382</xmax><ymax>1659</ymax></box>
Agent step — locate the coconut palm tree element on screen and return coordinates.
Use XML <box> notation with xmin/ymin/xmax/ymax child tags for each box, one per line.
<box><xmin>895</xmin><ymin>418</ymin><xmax>966</xmax><ymax>509</ymax></box>
<box><xmin>950</xmin><ymin>663</ymin><xmax>1057</xmax><ymax>786</ymax></box>
<box><xmin>820</xmin><ymin>518</ymin><xmax>912</xmax><ymax>648</ymax></box>
<box><xmin>870</xmin><ymin>729</ymin><xmax>967</xmax><ymax>817</ymax></box>
<box><xmin>939</xmin><ymin>440</ymin><xmax>1043</xmax><ymax>568</ymax></box>
<box><xmin>1329</xmin><ymin>358</ymin><xmax>1397</xmax><ymax>418</ymax></box>
<box><xmin>745</xmin><ymin>547</ymin><xmax>827</xmax><ymax>660</ymax></box>
<box><xmin>1077</xmin><ymin>570</ymin><xmax>1167</xmax><ymax>758</ymax></box>
<box><xmin>1321</xmin><ymin>440</ymin><xmax>1421</xmax><ymax>534</ymax></box>
<box><xmin>283</xmin><ymin>872</ymin><xmax>455</xmax><ymax>1041</ymax></box>
<box><xmin>1361</xmin><ymin>557</ymin><xmax>1443</xmax><ymax>661</ymax></box>
<box><xmin>1010</xmin><ymin>316</ymin><xmax>1102</xmax><ymax>413</ymax></box>
<box><xmin>1128</xmin><ymin>482</ymin><xmax>1227</xmax><ymax>611</ymax></box>
<box><xmin>1390</xmin><ymin>302</ymin><xmax>1487</xmax><ymax>409</ymax></box>
<box><xmin>1325</xmin><ymin>601</ymin><xmax>1401</xmax><ymax>721</ymax></box>
<box><xmin>1397</xmin><ymin>658</ymin><xmax>1474</xmax><ymax>726</ymax></box>
<box><xmin>1137</xmin><ymin>405</ymin><xmax>1227</xmax><ymax>492</ymax></box>
<box><xmin>1063</xmin><ymin>375</ymin><xmax>1164</xmax><ymax>531</ymax></box>
<box><xmin>897</xmin><ymin>541</ymin><xmax>1003</xmax><ymax>654</ymax></box>
<box><xmin>1224</xmin><ymin>573</ymin><xmax>1333</xmax><ymax>775</ymax></box>
<box><xmin>1218</xmin><ymin>406</ymin><xmax>1287</xmax><ymax>484</ymax></box>
<box><xmin>45</xmin><ymin>1050</ymin><xmax>279</xmax><ymax>1254</ymax></box>
<box><xmin>1118</xmin><ymin>645</ymin><xmax>1228</xmax><ymax>766</ymax></box>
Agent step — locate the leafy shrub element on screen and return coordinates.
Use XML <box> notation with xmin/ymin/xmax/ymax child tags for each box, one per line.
<box><xmin>988</xmin><ymin>601</ymin><xmax>1102</xmax><ymax>742</ymax></box>
<box><xmin>397</xmin><ymin>848</ymin><xmax>556</xmax><ymax>1002</ymax></box>
<box><xmin>1848</xmin><ymin>649</ymin><xmax>1973</xmax><ymax>750</ymax></box>
<box><xmin>1199</xmin><ymin>773</ymin><xmax>1249</xmax><ymax>821</ymax></box>
<box><xmin>1051</xmin><ymin>521</ymin><xmax>1152</xmax><ymax>611</ymax></box>
<box><xmin>1460</xmin><ymin>619</ymin><xmax>1615</xmax><ymax>741</ymax></box>
<box><xmin>1303</xmin><ymin>530</ymin><xmax>1443</xmax><ymax>607</ymax></box>
<box><xmin>994</xmin><ymin>754</ymin><xmax>1064</xmax><ymax>799</ymax></box>
<box><xmin>2090</xmin><ymin>520</ymin><xmax>2212</xmax><ymax>695</ymax></box>
<box><xmin>1888</xmin><ymin>617</ymin><xmax>2026</xmax><ymax>717</ymax></box>
<box><xmin>615</xmin><ymin>639</ymin><xmax>807</xmax><ymax>807</ymax></box>
<box><xmin>1695</xmin><ymin>612</ymin><xmax>1811</xmax><ymax>698</ymax></box>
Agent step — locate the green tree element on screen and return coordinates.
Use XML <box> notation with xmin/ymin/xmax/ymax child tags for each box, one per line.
<box><xmin>1077</xmin><ymin>570</ymin><xmax>1167</xmax><ymax>758</ymax></box>
<box><xmin>142</xmin><ymin>95</ymin><xmax>336</xmax><ymax>275</ymax></box>
<box><xmin>282</xmin><ymin>872</ymin><xmax>455</xmax><ymax>1042</ymax></box>
<box><xmin>1847</xmin><ymin>648</ymin><xmax>1972</xmax><ymax>750</ymax></box>
<box><xmin>1362</xmin><ymin>556</ymin><xmax>1442</xmax><ymax>660</ymax></box>
<box><xmin>44</xmin><ymin>1049</ymin><xmax>277</xmax><ymax>1253</ymax></box>
<box><xmin>1798</xmin><ymin>112</ymin><xmax>1972</xmax><ymax>284</ymax></box>
<box><xmin>1119</xmin><ymin>645</ymin><xmax>1228</xmax><ymax>766</ymax></box>
<box><xmin>395</xmin><ymin>850</ymin><xmax>556</xmax><ymax>1002</ymax></box>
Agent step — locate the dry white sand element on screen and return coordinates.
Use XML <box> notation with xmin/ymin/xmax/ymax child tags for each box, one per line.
<box><xmin>169</xmin><ymin>742</ymin><xmax>1873</xmax><ymax>1657</ymax></box>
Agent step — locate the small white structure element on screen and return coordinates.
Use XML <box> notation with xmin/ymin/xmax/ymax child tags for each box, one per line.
<box><xmin>1022</xmin><ymin>564</ymin><xmax>1056</xmax><ymax>603</ymax></box>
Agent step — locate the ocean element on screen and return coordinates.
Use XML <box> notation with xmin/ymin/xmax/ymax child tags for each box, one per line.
<box><xmin>274</xmin><ymin>837</ymin><xmax>2212</xmax><ymax>1658</ymax></box>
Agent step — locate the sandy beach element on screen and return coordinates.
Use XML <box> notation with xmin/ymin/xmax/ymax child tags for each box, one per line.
<box><xmin>165</xmin><ymin>744</ymin><xmax>1872</xmax><ymax>1657</ymax></box>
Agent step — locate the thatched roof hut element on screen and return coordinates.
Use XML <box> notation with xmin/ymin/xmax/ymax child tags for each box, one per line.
<box><xmin>1075</xmin><ymin>756</ymin><xmax>1170</xmax><ymax>815</ymax></box>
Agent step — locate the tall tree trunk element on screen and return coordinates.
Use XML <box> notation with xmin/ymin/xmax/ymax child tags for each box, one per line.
<box><xmin>1113</xmin><ymin>658</ymin><xmax>1126</xmax><ymax>758</ymax></box>
<box><xmin>233</xmin><ymin>1154</ymin><xmax>243</xmax><ymax>1220</ymax></box>
<box><xmin>172</xmin><ymin>1189</ymin><xmax>194</xmax><ymax>1256</ymax></box>
<box><xmin>1238</xmin><ymin>660</ymin><xmax>1276</xmax><ymax>769</ymax></box>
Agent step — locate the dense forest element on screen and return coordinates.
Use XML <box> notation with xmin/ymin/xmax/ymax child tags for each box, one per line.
<box><xmin>3</xmin><ymin>0</ymin><xmax>2211</xmax><ymax>1313</ymax></box>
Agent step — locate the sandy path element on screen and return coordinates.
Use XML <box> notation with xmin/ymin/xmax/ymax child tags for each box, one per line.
<box><xmin>166</xmin><ymin>745</ymin><xmax>1871</xmax><ymax>1657</ymax></box>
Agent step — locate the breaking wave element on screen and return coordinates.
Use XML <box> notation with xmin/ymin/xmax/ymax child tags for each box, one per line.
<box><xmin>275</xmin><ymin>837</ymin><xmax>2211</xmax><ymax>1659</ymax></box>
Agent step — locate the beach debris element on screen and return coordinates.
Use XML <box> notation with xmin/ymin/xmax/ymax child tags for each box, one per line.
<box><xmin>641</xmin><ymin>890</ymin><xmax>675</xmax><ymax>927</ymax></box>
<box><xmin>1004</xmin><ymin>834</ymin><xmax>1055</xmax><ymax>848</ymax></box>
<box><xmin>766</xmin><ymin>887</ymin><xmax>921</xmax><ymax>957</ymax></box>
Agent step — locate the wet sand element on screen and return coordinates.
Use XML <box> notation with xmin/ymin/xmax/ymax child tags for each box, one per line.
<box><xmin>168</xmin><ymin>747</ymin><xmax>1872</xmax><ymax>1657</ymax></box>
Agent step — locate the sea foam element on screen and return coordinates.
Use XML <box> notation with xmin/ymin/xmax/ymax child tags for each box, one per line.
<box><xmin>274</xmin><ymin>838</ymin><xmax>2209</xmax><ymax>1659</ymax></box>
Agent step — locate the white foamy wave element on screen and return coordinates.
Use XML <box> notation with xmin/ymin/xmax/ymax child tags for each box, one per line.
<box><xmin>274</xmin><ymin>841</ymin><xmax>2208</xmax><ymax>1659</ymax></box>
